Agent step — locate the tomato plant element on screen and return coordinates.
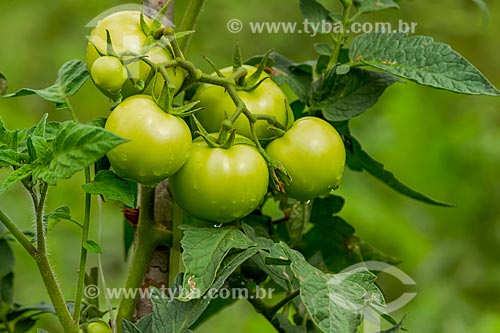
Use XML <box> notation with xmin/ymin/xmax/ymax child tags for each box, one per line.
<box><xmin>0</xmin><ymin>0</ymin><xmax>498</xmax><ymax>333</ymax></box>
<box><xmin>170</xmin><ymin>137</ymin><xmax>269</xmax><ymax>223</ymax></box>
<box><xmin>104</xmin><ymin>95</ymin><xmax>192</xmax><ymax>185</ymax></box>
<box><xmin>266</xmin><ymin>117</ymin><xmax>345</xmax><ymax>201</ymax></box>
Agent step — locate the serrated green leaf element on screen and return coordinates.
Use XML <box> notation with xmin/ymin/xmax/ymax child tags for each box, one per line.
<box><xmin>32</xmin><ymin>114</ymin><xmax>48</xmax><ymax>138</ymax></box>
<box><xmin>82</xmin><ymin>170</ymin><xmax>136</xmax><ymax>207</ymax></box>
<box><xmin>0</xmin><ymin>148</ymin><xmax>20</xmax><ymax>167</ymax></box>
<box><xmin>300</xmin><ymin>0</ymin><xmax>332</xmax><ymax>33</ymax></box>
<box><xmin>281</xmin><ymin>243</ymin><xmax>385</xmax><ymax>333</ymax></box>
<box><xmin>32</xmin><ymin>122</ymin><xmax>126</xmax><ymax>185</ymax></box>
<box><xmin>26</xmin><ymin>114</ymin><xmax>50</xmax><ymax>162</ymax></box>
<box><xmin>350</xmin><ymin>33</ymin><xmax>499</xmax><ymax>96</ymax></box>
<box><xmin>314</xmin><ymin>43</ymin><xmax>333</xmax><ymax>56</ymax></box>
<box><xmin>42</xmin><ymin>122</ymin><xmax>62</xmax><ymax>141</ymax></box>
<box><xmin>122</xmin><ymin>320</ymin><xmax>143</xmax><ymax>333</ymax></box>
<box><xmin>179</xmin><ymin>225</ymin><xmax>256</xmax><ymax>300</ymax></box>
<box><xmin>313</xmin><ymin>68</ymin><xmax>400</xmax><ymax>121</ymax></box>
<box><xmin>54</xmin><ymin>60</ymin><xmax>90</xmax><ymax>98</ymax></box>
<box><xmin>28</xmin><ymin>136</ymin><xmax>49</xmax><ymax>161</ymax></box>
<box><xmin>243</xmin><ymin>224</ymin><xmax>295</xmax><ymax>290</ymax></box>
<box><xmin>0</xmin><ymin>72</ymin><xmax>7</xmax><ymax>95</ymax></box>
<box><xmin>336</xmin><ymin>64</ymin><xmax>351</xmax><ymax>75</ymax></box>
<box><xmin>353</xmin><ymin>0</ymin><xmax>399</xmax><ymax>14</ymax></box>
<box><xmin>136</xmin><ymin>314</ymin><xmax>152</xmax><ymax>332</ymax></box>
<box><xmin>3</xmin><ymin>60</ymin><xmax>89</xmax><ymax>109</ymax></box>
<box><xmin>341</xmin><ymin>130</ymin><xmax>454</xmax><ymax>207</ymax></box>
<box><xmin>43</xmin><ymin>206</ymin><xmax>82</xmax><ymax>231</ymax></box>
<box><xmin>0</xmin><ymin>117</ymin><xmax>24</xmax><ymax>151</ymax></box>
<box><xmin>4</xmin><ymin>85</ymin><xmax>65</xmax><ymax>108</ymax></box>
<box><xmin>0</xmin><ymin>164</ymin><xmax>35</xmax><ymax>194</ymax></box>
<box><xmin>83</xmin><ymin>240</ymin><xmax>101</xmax><ymax>254</ymax></box>
<box><xmin>269</xmin><ymin>53</ymin><xmax>313</xmax><ymax>103</ymax></box>
<box><xmin>151</xmin><ymin>247</ymin><xmax>259</xmax><ymax>333</ymax></box>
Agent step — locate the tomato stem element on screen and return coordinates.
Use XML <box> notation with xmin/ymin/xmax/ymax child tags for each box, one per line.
<box><xmin>116</xmin><ymin>185</ymin><xmax>173</xmax><ymax>328</ymax></box>
<box><xmin>0</xmin><ymin>209</ymin><xmax>36</xmax><ymax>257</ymax></box>
<box><xmin>177</xmin><ymin>0</ymin><xmax>207</xmax><ymax>53</ymax></box>
<box><xmin>33</xmin><ymin>182</ymin><xmax>79</xmax><ymax>332</ymax></box>
<box><xmin>168</xmin><ymin>201</ymin><xmax>184</xmax><ymax>286</ymax></box>
<box><xmin>326</xmin><ymin>0</ymin><xmax>353</xmax><ymax>72</ymax></box>
<box><xmin>73</xmin><ymin>166</ymin><xmax>92</xmax><ymax>325</ymax></box>
<box><xmin>265</xmin><ymin>288</ymin><xmax>300</xmax><ymax>318</ymax></box>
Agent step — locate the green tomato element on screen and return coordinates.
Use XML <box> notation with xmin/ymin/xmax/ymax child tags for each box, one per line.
<box><xmin>90</xmin><ymin>56</ymin><xmax>128</xmax><ymax>93</ymax></box>
<box><xmin>266</xmin><ymin>117</ymin><xmax>346</xmax><ymax>201</ymax></box>
<box><xmin>170</xmin><ymin>138</ymin><xmax>269</xmax><ymax>223</ymax></box>
<box><xmin>86</xmin><ymin>11</ymin><xmax>184</xmax><ymax>98</ymax></box>
<box><xmin>87</xmin><ymin>322</ymin><xmax>112</xmax><ymax>333</ymax></box>
<box><xmin>192</xmin><ymin>65</ymin><xmax>293</xmax><ymax>140</ymax></box>
<box><xmin>105</xmin><ymin>95</ymin><xmax>192</xmax><ymax>185</ymax></box>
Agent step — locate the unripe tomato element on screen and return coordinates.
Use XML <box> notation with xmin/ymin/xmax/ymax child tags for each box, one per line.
<box><xmin>90</xmin><ymin>56</ymin><xmax>128</xmax><ymax>93</ymax></box>
<box><xmin>266</xmin><ymin>117</ymin><xmax>346</xmax><ymax>201</ymax></box>
<box><xmin>86</xmin><ymin>11</ymin><xmax>184</xmax><ymax>98</ymax></box>
<box><xmin>193</xmin><ymin>65</ymin><xmax>293</xmax><ymax>140</ymax></box>
<box><xmin>86</xmin><ymin>322</ymin><xmax>112</xmax><ymax>333</ymax></box>
<box><xmin>170</xmin><ymin>138</ymin><xmax>269</xmax><ymax>223</ymax></box>
<box><xmin>105</xmin><ymin>95</ymin><xmax>192</xmax><ymax>185</ymax></box>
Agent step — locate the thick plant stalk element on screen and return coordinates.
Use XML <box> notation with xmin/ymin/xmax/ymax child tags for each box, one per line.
<box><xmin>134</xmin><ymin>181</ymin><xmax>173</xmax><ymax>320</ymax></box>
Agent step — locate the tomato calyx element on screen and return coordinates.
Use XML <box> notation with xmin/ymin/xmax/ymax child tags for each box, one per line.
<box><xmin>269</xmin><ymin>159</ymin><xmax>292</xmax><ymax>193</ymax></box>
<box><xmin>139</xmin><ymin>1</ymin><xmax>173</xmax><ymax>36</ymax></box>
<box><xmin>232</xmin><ymin>47</ymin><xmax>274</xmax><ymax>92</ymax></box>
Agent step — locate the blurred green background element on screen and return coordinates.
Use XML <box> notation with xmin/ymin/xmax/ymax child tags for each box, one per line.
<box><xmin>1</xmin><ymin>0</ymin><xmax>499</xmax><ymax>332</ymax></box>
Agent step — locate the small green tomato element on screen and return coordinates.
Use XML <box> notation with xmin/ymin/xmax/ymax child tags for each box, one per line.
<box><xmin>90</xmin><ymin>56</ymin><xmax>128</xmax><ymax>93</ymax></box>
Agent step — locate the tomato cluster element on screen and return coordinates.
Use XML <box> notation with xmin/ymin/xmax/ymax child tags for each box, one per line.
<box><xmin>87</xmin><ymin>11</ymin><xmax>184</xmax><ymax>97</ymax></box>
<box><xmin>89</xmin><ymin>10</ymin><xmax>346</xmax><ymax>223</ymax></box>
